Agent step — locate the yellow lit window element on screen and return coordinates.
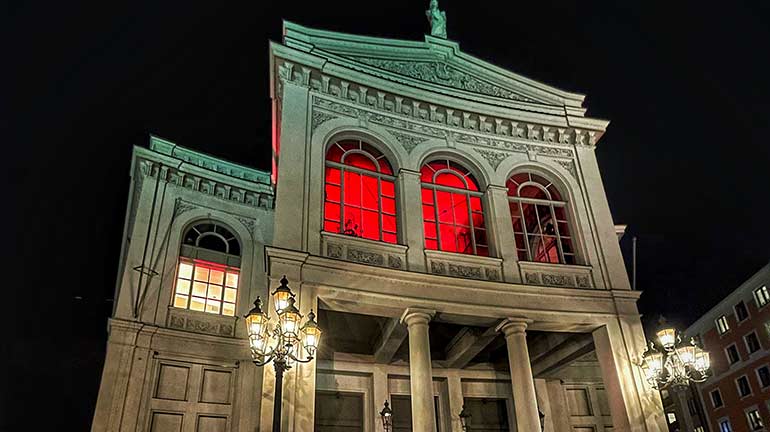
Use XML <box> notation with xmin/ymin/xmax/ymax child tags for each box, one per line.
<box><xmin>173</xmin><ymin>258</ymin><xmax>239</xmax><ymax>316</ymax></box>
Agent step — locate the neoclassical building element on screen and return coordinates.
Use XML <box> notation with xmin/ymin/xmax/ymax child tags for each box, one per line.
<box><xmin>92</xmin><ymin>15</ymin><xmax>667</xmax><ymax>432</ymax></box>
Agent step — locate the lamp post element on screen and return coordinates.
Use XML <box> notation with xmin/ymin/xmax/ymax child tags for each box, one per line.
<box><xmin>379</xmin><ymin>400</ymin><xmax>393</xmax><ymax>432</ymax></box>
<box><xmin>639</xmin><ymin>325</ymin><xmax>710</xmax><ymax>390</ymax></box>
<box><xmin>458</xmin><ymin>404</ymin><xmax>471</xmax><ymax>432</ymax></box>
<box><xmin>245</xmin><ymin>276</ymin><xmax>321</xmax><ymax>432</ymax></box>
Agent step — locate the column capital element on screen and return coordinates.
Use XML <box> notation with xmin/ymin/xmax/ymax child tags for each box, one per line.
<box><xmin>496</xmin><ymin>317</ymin><xmax>533</xmax><ymax>336</ymax></box>
<box><xmin>400</xmin><ymin>307</ymin><xmax>435</xmax><ymax>326</ymax></box>
<box><xmin>397</xmin><ymin>168</ymin><xmax>422</xmax><ymax>179</ymax></box>
<box><xmin>486</xmin><ymin>184</ymin><xmax>509</xmax><ymax>193</ymax></box>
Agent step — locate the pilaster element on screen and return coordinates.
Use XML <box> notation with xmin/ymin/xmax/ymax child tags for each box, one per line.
<box><xmin>398</xmin><ymin>169</ymin><xmax>426</xmax><ymax>272</ymax></box>
<box><xmin>486</xmin><ymin>184</ymin><xmax>521</xmax><ymax>283</ymax></box>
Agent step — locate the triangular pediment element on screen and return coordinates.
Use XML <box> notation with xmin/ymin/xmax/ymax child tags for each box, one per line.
<box><xmin>281</xmin><ymin>22</ymin><xmax>587</xmax><ymax>112</ymax></box>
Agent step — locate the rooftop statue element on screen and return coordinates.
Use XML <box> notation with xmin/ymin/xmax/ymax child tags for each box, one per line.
<box><xmin>426</xmin><ymin>0</ymin><xmax>447</xmax><ymax>39</ymax></box>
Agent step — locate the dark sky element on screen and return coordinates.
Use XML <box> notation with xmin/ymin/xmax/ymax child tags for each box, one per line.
<box><xmin>5</xmin><ymin>0</ymin><xmax>770</xmax><ymax>429</ymax></box>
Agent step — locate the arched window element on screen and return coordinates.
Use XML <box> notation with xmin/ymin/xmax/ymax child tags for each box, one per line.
<box><xmin>507</xmin><ymin>172</ymin><xmax>575</xmax><ymax>264</ymax></box>
<box><xmin>323</xmin><ymin>139</ymin><xmax>397</xmax><ymax>244</ymax></box>
<box><xmin>173</xmin><ymin>222</ymin><xmax>241</xmax><ymax>316</ymax></box>
<box><xmin>420</xmin><ymin>159</ymin><xmax>488</xmax><ymax>256</ymax></box>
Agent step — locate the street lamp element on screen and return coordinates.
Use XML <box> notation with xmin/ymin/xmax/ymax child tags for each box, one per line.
<box><xmin>639</xmin><ymin>325</ymin><xmax>710</xmax><ymax>390</ymax></box>
<box><xmin>459</xmin><ymin>404</ymin><xmax>471</xmax><ymax>431</ymax></box>
<box><xmin>245</xmin><ymin>276</ymin><xmax>321</xmax><ymax>432</ymax></box>
<box><xmin>379</xmin><ymin>400</ymin><xmax>393</xmax><ymax>432</ymax></box>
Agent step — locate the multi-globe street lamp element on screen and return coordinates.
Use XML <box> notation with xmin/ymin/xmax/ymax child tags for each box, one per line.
<box><xmin>245</xmin><ymin>276</ymin><xmax>322</xmax><ymax>432</ymax></box>
<box><xmin>639</xmin><ymin>326</ymin><xmax>711</xmax><ymax>390</ymax></box>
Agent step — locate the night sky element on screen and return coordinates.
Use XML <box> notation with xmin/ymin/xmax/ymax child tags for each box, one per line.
<box><xmin>6</xmin><ymin>1</ymin><xmax>770</xmax><ymax>429</ymax></box>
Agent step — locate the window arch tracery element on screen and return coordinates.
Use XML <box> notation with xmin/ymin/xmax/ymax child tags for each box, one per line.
<box><xmin>507</xmin><ymin>172</ymin><xmax>575</xmax><ymax>264</ymax></box>
<box><xmin>173</xmin><ymin>221</ymin><xmax>241</xmax><ymax>316</ymax></box>
<box><xmin>420</xmin><ymin>159</ymin><xmax>488</xmax><ymax>256</ymax></box>
<box><xmin>323</xmin><ymin>139</ymin><xmax>398</xmax><ymax>244</ymax></box>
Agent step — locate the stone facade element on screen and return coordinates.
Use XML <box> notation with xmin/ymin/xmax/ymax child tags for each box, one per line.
<box><xmin>91</xmin><ymin>19</ymin><xmax>667</xmax><ymax>432</ymax></box>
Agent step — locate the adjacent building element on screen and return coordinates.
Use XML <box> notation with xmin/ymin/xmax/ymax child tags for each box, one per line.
<box><xmin>91</xmin><ymin>11</ymin><xmax>668</xmax><ymax>432</ymax></box>
<box><xmin>667</xmin><ymin>263</ymin><xmax>770</xmax><ymax>432</ymax></box>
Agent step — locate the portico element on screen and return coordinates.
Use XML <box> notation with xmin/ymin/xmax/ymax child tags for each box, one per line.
<box><xmin>263</xmin><ymin>246</ymin><xmax>666</xmax><ymax>432</ymax></box>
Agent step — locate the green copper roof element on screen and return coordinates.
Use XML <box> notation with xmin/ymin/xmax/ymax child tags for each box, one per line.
<box><xmin>149</xmin><ymin>135</ymin><xmax>271</xmax><ymax>185</ymax></box>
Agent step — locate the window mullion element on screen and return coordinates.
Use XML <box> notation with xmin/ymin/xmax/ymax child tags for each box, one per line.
<box><xmin>433</xmin><ymin>187</ymin><xmax>441</xmax><ymax>250</ymax></box>
<box><xmin>550</xmin><ymin>204</ymin><xmax>566</xmax><ymax>264</ymax></box>
<box><xmin>377</xmin><ymin>177</ymin><xmax>383</xmax><ymax>242</ymax></box>
<box><xmin>467</xmin><ymin>193</ymin><xmax>476</xmax><ymax>255</ymax></box>
<box><xmin>339</xmin><ymin>167</ymin><xmax>346</xmax><ymax>233</ymax></box>
<box><xmin>518</xmin><ymin>200</ymin><xmax>533</xmax><ymax>261</ymax></box>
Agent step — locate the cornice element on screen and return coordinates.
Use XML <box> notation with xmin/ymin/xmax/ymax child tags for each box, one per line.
<box><xmin>133</xmin><ymin>148</ymin><xmax>274</xmax><ymax>210</ymax></box>
<box><xmin>309</xmin><ymin>94</ymin><xmax>578</xmax><ymax>160</ymax></box>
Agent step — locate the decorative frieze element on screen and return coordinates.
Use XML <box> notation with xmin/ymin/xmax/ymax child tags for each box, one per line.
<box><xmin>347</xmin><ymin>248</ymin><xmax>385</xmax><ymax>266</ymax></box>
<box><xmin>448</xmin><ymin>263</ymin><xmax>483</xmax><ymax>279</ymax></box>
<box><xmin>485</xmin><ymin>268</ymin><xmax>500</xmax><ymax>281</ymax></box>
<box><xmin>167</xmin><ymin>309</ymin><xmax>236</xmax><ymax>337</ymax></box>
<box><xmin>431</xmin><ymin>261</ymin><xmax>446</xmax><ymax>275</ymax></box>
<box><xmin>520</xmin><ymin>264</ymin><xmax>594</xmax><ymax>289</ymax></box>
<box><xmin>541</xmin><ymin>273</ymin><xmax>574</xmax><ymax>287</ymax></box>
<box><xmin>312</xmin><ymin>97</ymin><xmax>576</xmax><ymax>160</ymax></box>
<box><xmin>321</xmin><ymin>232</ymin><xmax>408</xmax><ymax>271</ymax></box>
<box><xmin>138</xmin><ymin>160</ymin><xmax>274</xmax><ymax>210</ymax></box>
<box><xmin>277</xmin><ymin>57</ymin><xmax>603</xmax><ymax>148</ymax></box>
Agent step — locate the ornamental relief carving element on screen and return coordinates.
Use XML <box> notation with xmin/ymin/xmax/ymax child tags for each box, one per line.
<box><xmin>556</xmin><ymin>160</ymin><xmax>578</xmax><ymax>181</ymax></box>
<box><xmin>485</xmin><ymin>268</ymin><xmax>500</xmax><ymax>281</ymax></box>
<box><xmin>347</xmin><ymin>248</ymin><xmax>385</xmax><ymax>266</ymax></box>
<box><xmin>354</xmin><ymin>58</ymin><xmax>536</xmax><ymax>103</ymax></box>
<box><xmin>448</xmin><ymin>264</ymin><xmax>483</xmax><ymax>279</ymax></box>
<box><xmin>311</xmin><ymin>111</ymin><xmax>337</xmax><ymax>133</ymax></box>
<box><xmin>168</xmin><ymin>311</ymin><xmax>235</xmax><ymax>337</ymax></box>
<box><xmin>473</xmin><ymin>148</ymin><xmax>509</xmax><ymax>170</ymax></box>
<box><xmin>388</xmin><ymin>255</ymin><xmax>403</xmax><ymax>269</ymax></box>
<box><xmin>387</xmin><ymin>129</ymin><xmax>431</xmax><ymax>154</ymax></box>
<box><xmin>431</xmin><ymin>261</ymin><xmax>446</xmax><ymax>275</ymax></box>
<box><xmin>326</xmin><ymin>243</ymin><xmax>344</xmax><ymax>259</ymax></box>
<box><xmin>541</xmin><ymin>273</ymin><xmax>574</xmax><ymax>287</ymax></box>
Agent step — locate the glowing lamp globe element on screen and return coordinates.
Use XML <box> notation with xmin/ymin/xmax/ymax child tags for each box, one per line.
<box><xmin>279</xmin><ymin>297</ymin><xmax>302</xmax><ymax>340</ymax></box>
<box><xmin>272</xmin><ymin>276</ymin><xmax>294</xmax><ymax>313</ymax></box>
<box><xmin>245</xmin><ymin>297</ymin><xmax>270</xmax><ymax>356</ymax></box>
<box><xmin>656</xmin><ymin>328</ymin><xmax>676</xmax><ymax>350</ymax></box>
<box><xmin>301</xmin><ymin>310</ymin><xmax>322</xmax><ymax>356</ymax></box>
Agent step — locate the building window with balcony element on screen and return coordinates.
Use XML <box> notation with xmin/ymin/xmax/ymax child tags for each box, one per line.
<box><xmin>507</xmin><ymin>172</ymin><xmax>575</xmax><ymax>264</ymax></box>
<box><xmin>173</xmin><ymin>222</ymin><xmax>241</xmax><ymax>317</ymax></box>
<box><xmin>726</xmin><ymin>344</ymin><xmax>741</xmax><ymax>365</ymax></box>
<box><xmin>747</xmin><ymin>409</ymin><xmax>764</xmax><ymax>431</ymax></box>
<box><xmin>735</xmin><ymin>301</ymin><xmax>750</xmax><ymax>322</ymax></box>
<box><xmin>324</xmin><ymin>139</ymin><xmax>397</xmax><ymax>244</ymax></box>
<box><xmin>710</xmin><ymin>389</ymin><xmax>724</xmax><ymax>408</ymax></box>
<box><xmin>716</xmin><ymin>315</ymin><xmax>730</xmax><ymax>334</ymax></box>
<box><xmin>755</xmin><ymin>286</ymin><xmax>770</xmax><ymax>308</ymax></box>
<box><xmin>421</xmin><ymin>159</ymin><xmax>487</xmax><ymax>256</ymax></box>
<box><xmin>756</xmin><ymin>366</ymin><xmax>770</xmax><ymax>388</ymax></box>
<box><xmin>737</xmin><ymin>375</ymin><xmax>753</xmax><ymax>398</ymax></box>
<box><xmin>745</xmin><ymin>331</ymin><xmax>762</xmax><ymax>354</ymax></box>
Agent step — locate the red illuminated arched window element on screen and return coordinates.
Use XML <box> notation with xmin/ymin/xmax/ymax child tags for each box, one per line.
<box><xmin>507</xmin><ymin>172</ymin><xmax>575</xmax><ymax>264</ymax></box>
<box><xmin>420</xmin><ymin>159</ymin><xmax>487</xmax><ymax>256</ymax></box>
<box><xmin>323</xmin><ymin>139</ymin><xmax>397</xmax><ymax>244</ymax></box>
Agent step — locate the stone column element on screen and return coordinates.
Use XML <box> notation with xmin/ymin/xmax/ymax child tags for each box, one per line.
<box><xmin>497</xmin><ymin>318</ymin><xmax>540</xmax><ymax>432</ymax></box>
<box><xmin>398</xmin><ymin>169</ymin><xmax>426</xmax><ymax>272</ymax></box>
<box><xmin>486</xmin><ymin>185</ymin><xmax>521</xmax><ymax>283</ymax></box>
<box><xmin>401</xmin><ymin>308</ymin><xmax>436</xmax><ymax>432</ymax></box>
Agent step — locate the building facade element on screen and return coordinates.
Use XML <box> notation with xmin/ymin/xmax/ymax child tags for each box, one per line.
<box><xmin>92</xmin><ymin>16</ymin><xmax>667</xmax><ymax>432</ymax></box>
<box><xmin>670</xmin><ymin>263</ymin><xmax>770</xmax><ymax>432</ymax></box>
